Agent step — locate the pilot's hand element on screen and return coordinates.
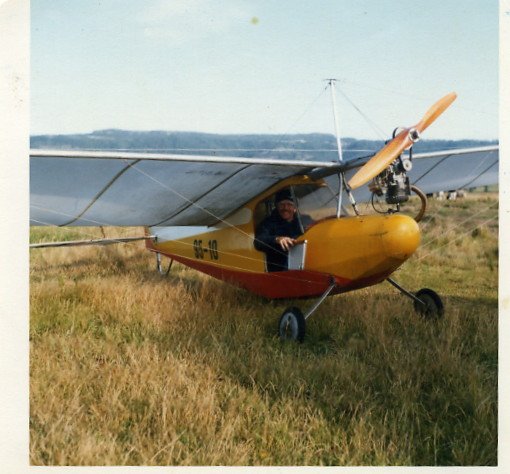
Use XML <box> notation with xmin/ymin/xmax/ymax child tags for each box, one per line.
<box><xmin>276</xmin><ymin>236</ymin><xmax>296</xmax><ymax>251</ymax></box>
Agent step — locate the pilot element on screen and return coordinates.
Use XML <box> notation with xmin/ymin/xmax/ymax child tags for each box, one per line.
<box><xmin>254</xmin><ymin>189</ymin><xmax>312</xmax><ymax>272</ymax></box>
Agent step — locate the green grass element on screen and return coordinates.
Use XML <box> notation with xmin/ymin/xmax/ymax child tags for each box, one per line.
<box><xmin>29</xmin><ymin>194</ymin><xmax>498</xmax><ymax>465</ymax></box>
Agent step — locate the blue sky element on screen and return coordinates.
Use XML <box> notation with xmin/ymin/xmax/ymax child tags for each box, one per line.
<box><xmin>31</xmin><ymin>0</ymin><xmax>499</xmax><ymax>139</ymax></box>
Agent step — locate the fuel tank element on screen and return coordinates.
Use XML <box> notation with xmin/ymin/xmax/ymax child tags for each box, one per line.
<box><xmin>301</xmin><ymin>213</ymin><xmax>420</xmax><ymax>281</ymax></box>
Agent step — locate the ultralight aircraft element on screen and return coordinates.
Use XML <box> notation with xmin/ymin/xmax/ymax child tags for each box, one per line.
<box><xmin>30</xmin><ymin>89</ymin><xmax>499</xmax><ymax>342</ymax></box>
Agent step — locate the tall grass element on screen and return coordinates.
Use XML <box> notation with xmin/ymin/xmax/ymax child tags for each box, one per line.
<box><xmin>29</xmin><ymin>194</ymin><xmax>498</xmax><ymax>465</ymax></box>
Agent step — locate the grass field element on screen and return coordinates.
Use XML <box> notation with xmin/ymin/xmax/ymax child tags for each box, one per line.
<box><xmin>29</xmin><ymin>194</ymin><xmax>498</xmax><ymax>466</ymax></box>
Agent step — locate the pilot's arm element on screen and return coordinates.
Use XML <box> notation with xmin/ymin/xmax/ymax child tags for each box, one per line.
<box><xmin>254</xmin><ymin>220</ymin><xmax>279</xmax><ymax>252</ymax></box>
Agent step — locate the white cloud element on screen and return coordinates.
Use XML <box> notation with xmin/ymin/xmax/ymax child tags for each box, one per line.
<box><xmin>139</xmin><ymin>0</ymin><xmax>252</xmax><ymax>43</ymax></box>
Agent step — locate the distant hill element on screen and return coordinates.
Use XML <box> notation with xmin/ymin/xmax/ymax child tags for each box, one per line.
<box><xmin>30</xmin><ymin>129</ymin><xmax>498</xmax><ymax>163</ymax></box>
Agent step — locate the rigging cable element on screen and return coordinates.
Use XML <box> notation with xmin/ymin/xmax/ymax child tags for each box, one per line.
<box><xmin>262</xmin><ymin>84</ymin><xmax>330</xmax><ymax>156</ymax></box>
<box><xmin>416</xmin><ymin>214</ymin><xmax>498</xmax><ymax>263</ymax></box>
<box><xmin>335</xmin><ymin>86</ymin><xmax>387</xmax><ymax>139</ymax></box>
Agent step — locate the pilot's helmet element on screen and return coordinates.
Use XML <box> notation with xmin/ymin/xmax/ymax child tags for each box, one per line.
<box><xmin>275</xmin><ymin>189</ymin><xmax>294</xmax><ymax>205</ymax></box>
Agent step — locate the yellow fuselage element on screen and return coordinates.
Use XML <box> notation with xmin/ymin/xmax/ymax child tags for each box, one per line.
<box><xmin>148</xmin><ymin>209</ymin><xmax>420</xmax><ymax>299</ymax></box>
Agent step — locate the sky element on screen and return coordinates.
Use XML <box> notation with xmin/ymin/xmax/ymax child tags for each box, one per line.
<box><xmin>31</xmin><ymin>0</ymin><xmax>499</xmax><ymax>140</ymax></box>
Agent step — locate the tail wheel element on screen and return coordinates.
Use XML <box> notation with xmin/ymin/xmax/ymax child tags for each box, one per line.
<box><xmin>414</xmin><ymin>288</ymin><xmax>444</xmax><ymax>319</ymax></box>
<box><xmin>278</xmin><ymin>307</ymin><xmax>306</xmax><ymax>343</ymax></box>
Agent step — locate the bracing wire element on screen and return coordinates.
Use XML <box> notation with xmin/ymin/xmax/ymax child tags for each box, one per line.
<box><xmin>335</xmin><ymin>86</ymin><xmax>387</xmax><ymax>140</ymax></box>
<box><xmin>415</xmin><ymin>215</ymin><xmax>498</xmax><ymax>262</ymax></box>
<box><xmin>260</xmin><ymin>85</ymin><xmax>330</xmax><ymax>156</ymax></box>
<box><xmin>418</xmin><ymin>201</ymin><xmax>498</xmax><ymax>250</ymax></box>
<box><xmin>337</xmin><ymin>77</ymin><xmax>498</xmax><ymax>118</ymax></box>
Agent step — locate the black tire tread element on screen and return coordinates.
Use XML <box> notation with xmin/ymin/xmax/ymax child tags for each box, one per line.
<box><xmin>278</xmin><ymin>306</ymin><xmax>306</xmax><ymax>342</ymax></box>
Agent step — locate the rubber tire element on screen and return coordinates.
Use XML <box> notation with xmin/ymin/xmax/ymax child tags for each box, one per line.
<box><xmin>278</xmin><ymin>307</ymin><xmax>306</xmax><ymax>343</ymax></box>
<box><xmin>414</xmin><ymin>288</ymin><xmax>444</xmax><ymax>320</ymax></box>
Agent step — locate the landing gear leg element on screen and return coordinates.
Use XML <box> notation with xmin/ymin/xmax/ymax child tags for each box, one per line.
<box><xmin>156</xmin><ymin>252</ymin><xmax>173</xmax><ymax>276</ymax></box>
<box><xmin>386</xmin><ymin>278</ymin><xmax>444</xmax><ymax>319</ymax></box>
<box><xmin>278</xmin><ymin>279</ymin><xmax>336</xmax><ymax>343</ymax></box>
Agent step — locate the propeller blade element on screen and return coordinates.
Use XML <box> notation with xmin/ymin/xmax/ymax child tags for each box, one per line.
<box><xmin>347</xmin><ymin>92</ymin><xmax>457</xmax><ymax>190</ymax></box>
<box><xmin>416</xmin><ymin>91</ymin><xmax>457</xmax><ymax>133</ymax></box>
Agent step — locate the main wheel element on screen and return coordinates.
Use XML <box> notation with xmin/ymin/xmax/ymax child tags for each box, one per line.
<box><xmin>414</xmin><ymin>288</ymin><xmax>444</xmax><ymax>319</ymax></box>
<box><xmin>278</xmin><ymin>307</ymin><xmax>306</xmax><ymax>343</ymax></box>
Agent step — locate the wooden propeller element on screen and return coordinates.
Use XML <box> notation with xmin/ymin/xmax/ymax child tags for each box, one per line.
<box><xmin>348</xmin><ymin>92</ymin><xmax>457</xmax><ymax>190</ymax></box>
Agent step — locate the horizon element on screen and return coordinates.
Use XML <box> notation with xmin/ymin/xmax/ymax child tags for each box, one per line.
<box><xmin>29</xmin><ymin>128</ymin><xmax>499</xmax><ymax>143</ymax></box>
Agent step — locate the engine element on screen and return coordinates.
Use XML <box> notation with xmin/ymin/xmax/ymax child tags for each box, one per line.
<box><xmin>369</xmin><ymin>158</ymin><xmax>412</xmax><ymax>205</ymax></box>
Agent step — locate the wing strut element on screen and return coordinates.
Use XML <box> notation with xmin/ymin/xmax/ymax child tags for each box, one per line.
<box><xmin>30</xmin><ymin>235</ymin><xmax>153</xmax><ymax>249</ymax></box>
<box><xmin>326</xmin><ymin>79</ymin><xmax>360</xmax><ymax>217</ymax></box>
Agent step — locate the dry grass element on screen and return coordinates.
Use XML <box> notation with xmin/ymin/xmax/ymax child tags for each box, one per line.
<box><xmin>29</xmin><ymin>194</ymin><xmax>498</xmax><ymax>466</ymax></box>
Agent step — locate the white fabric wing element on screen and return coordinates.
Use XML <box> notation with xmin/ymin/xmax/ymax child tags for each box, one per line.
<box><xmin>30</xmin><ymin>151</ymin><xmax>336</xmax><ymax>227</ymax></box>
<box><xmin>30</xmin><ymin>146</ymin><xmax>498</xmax><ymax>227</ymax></box>
<box><xmin>409</xmin><ymin>146</ymin><xmax>498</xmax><ymax>193</ymax></box>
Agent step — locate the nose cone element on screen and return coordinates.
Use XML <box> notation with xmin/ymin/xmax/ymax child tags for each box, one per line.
<box><xmin>381</xmin><ymin>214</ymin><xmax>420</xmax><ymax>260</ymax></box>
